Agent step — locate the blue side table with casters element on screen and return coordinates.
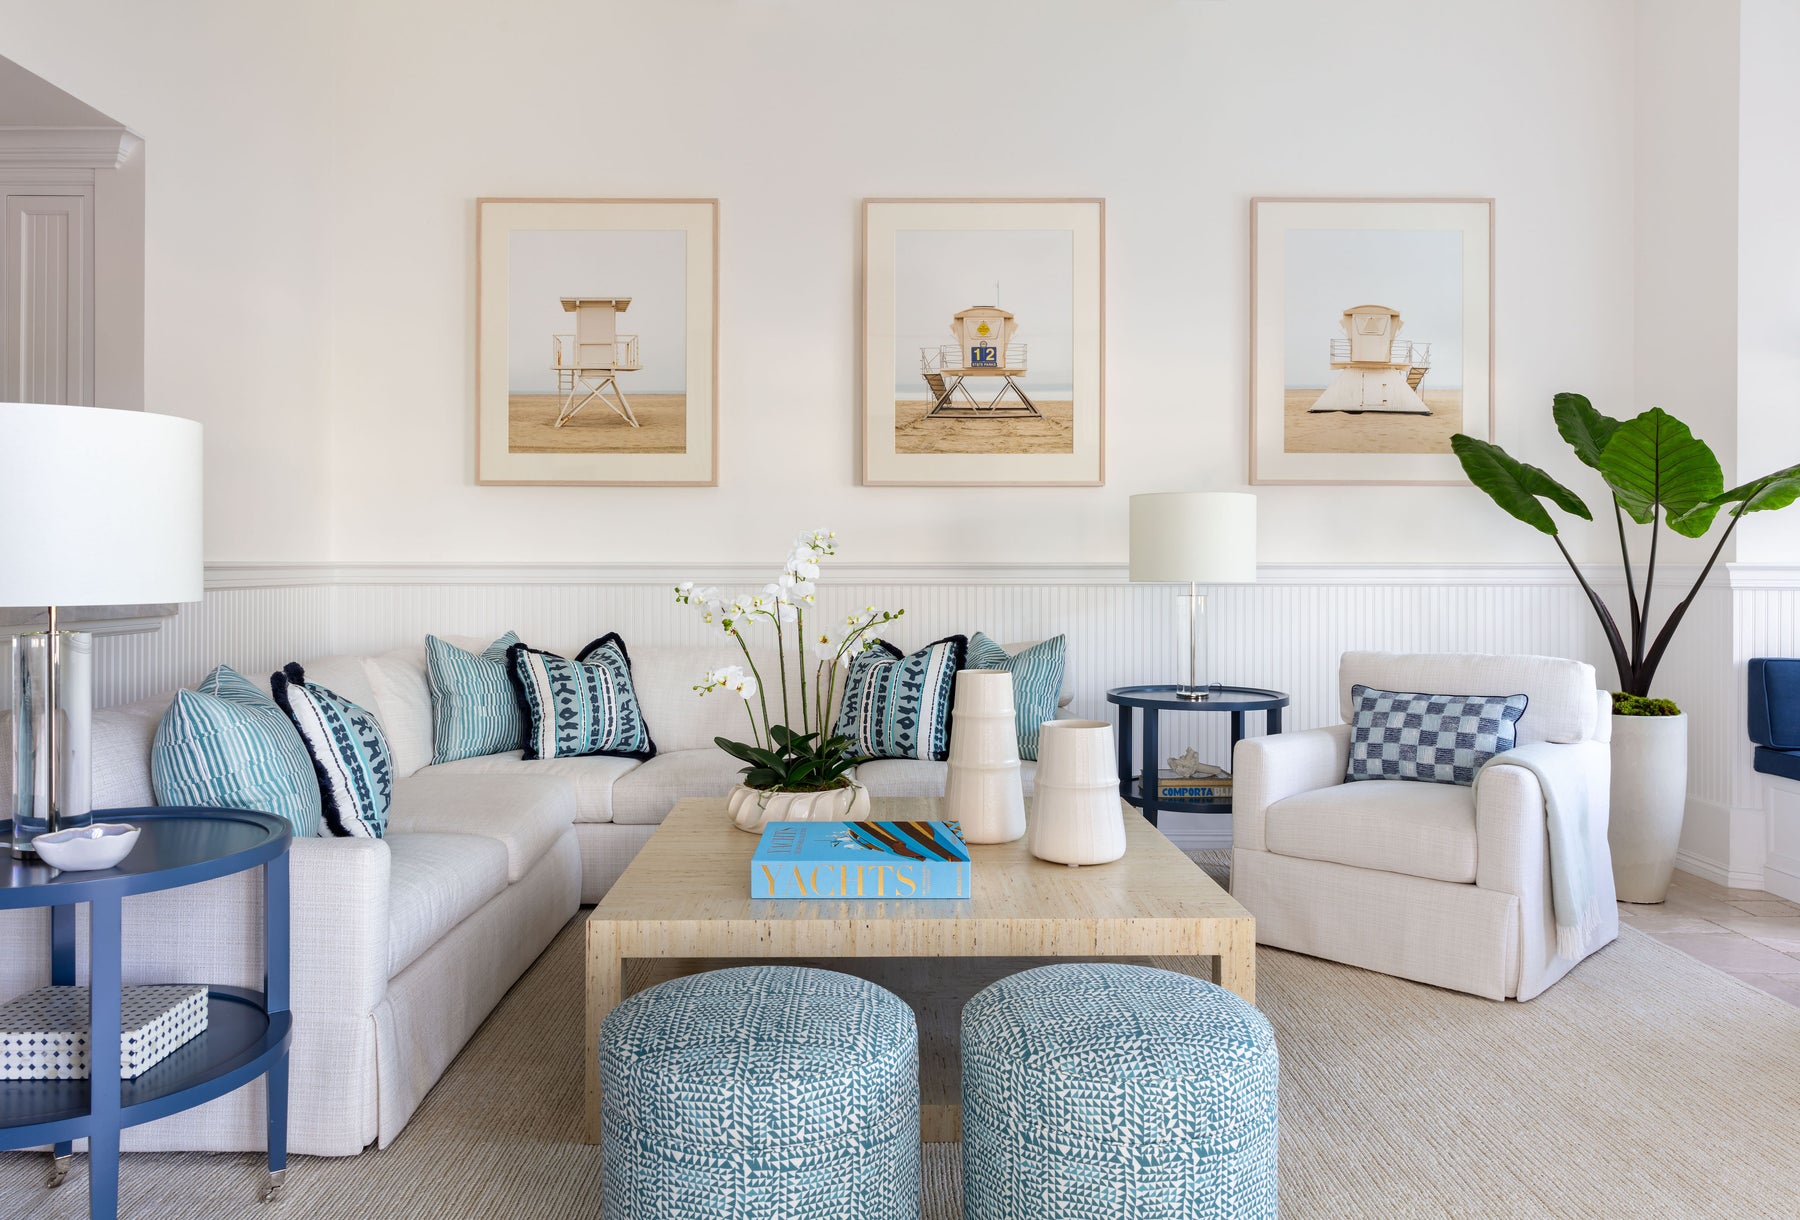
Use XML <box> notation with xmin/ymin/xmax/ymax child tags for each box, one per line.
<box><xmin>1107</xmin><ymin>685</ymin><xmax>1290</xmax><ymax>827</ymax></box>
<box><xmin>0</xmin><ymin>808</ymin><xmax>292</xmax><ymax>1219</ymax></box>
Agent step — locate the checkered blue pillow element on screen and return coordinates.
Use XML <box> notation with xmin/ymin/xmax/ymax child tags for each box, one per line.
<box><xmin>1345</xmin><ymin>684</ymin><xmax>1528</xmax><ymax>786</ymax></box>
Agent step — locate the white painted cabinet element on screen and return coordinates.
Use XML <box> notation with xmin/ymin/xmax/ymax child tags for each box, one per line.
<box><xmin>2</xmin><ymin>191</ymin><xmax>92</xmax><ymax>406</ymax></box>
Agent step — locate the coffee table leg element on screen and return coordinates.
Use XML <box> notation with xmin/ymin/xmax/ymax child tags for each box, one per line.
<box><xmin>585</xmin><ymin>921</ymin><xmax>621</xmax><ymax>1145</ymax></box>
<box><xmin>1214</xmin><ymin>921</ymin><xmax>1257</xmax><ymax>1006</ymax></box>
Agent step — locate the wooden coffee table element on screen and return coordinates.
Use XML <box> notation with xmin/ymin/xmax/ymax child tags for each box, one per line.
<box><xmin>583</xmin><ymin>796</ymin><xmax>1255</xmax><ymax>1143</ymax></box>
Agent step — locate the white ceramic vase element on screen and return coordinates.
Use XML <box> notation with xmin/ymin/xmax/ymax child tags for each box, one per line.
<box><xmin>944</xmin><ymin>670</ymin><xmax>1026</xmax><ymax>843</ymax></box>
<box><xmin>728</xmin><ymin>781</ymin><xmax>870</xmax><ymax>834</ymax></box>
<box><xmin>1609</xmin><ymin>711</ymin><xmax>1688</xmax><ymax>903</ymax></box>
<box><xmin>1029</xmin><ymin>719</ymin><xmax>1126</xmax><ymax>867</ymax></box>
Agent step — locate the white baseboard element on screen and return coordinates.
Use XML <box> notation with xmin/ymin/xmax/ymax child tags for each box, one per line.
<box><xmin>1672</xmin><ymin>849</ymin><xmax>1765</xmax><ymax>892</ymax></box>
<box><xmin>1764</xmin><ymin>862</ymin><xmax>1800</xmax><ymax>905</ymax></box>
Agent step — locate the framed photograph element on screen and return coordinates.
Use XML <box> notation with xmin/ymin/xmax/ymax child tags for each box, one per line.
<box><xmin>476</xmin><ymin>198</ymin><xmax>717</xmax><ymax>485</ymax></box>
<box><xmin>1250</xmin><ymin>197</ymin><xmax>1493</xmax><ymax>485</ymax></box>
<box><xmin>861</xmin><ymin>198</ymin><xmax>1104</xmax><ymax>486</ymax></box>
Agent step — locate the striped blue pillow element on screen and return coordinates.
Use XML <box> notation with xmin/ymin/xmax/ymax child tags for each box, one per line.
<box><xmin>833</xmin><ymin>636</ymin><xmax>966</xmax><ymax>761</ymax></box>
<box><xmin>271</xmin><ymin>663</ymin><xmax>393</xmax><ymax>838</ymax></box>
<box><xmin>967</xmin><ymin>633</ymin><xmax>1066</xmax><ymax>761</ymax></box>
<box><xmin>150</xmin><ymin>666</ymin><xmax>323</xmax><ymax>836</ymax></box>
<box><xmin>427</xmin><ymin>632</ymin><xmax>524</xmax><ymax>764</ymax></box>
<box><xmin>507</xmin><ymin>635</ymin><xmax>656</xmax><ymax>762</ymax></box>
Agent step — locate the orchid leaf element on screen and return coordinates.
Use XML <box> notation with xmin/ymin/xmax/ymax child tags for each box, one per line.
<box><xmin>1553</xmin><ymin>392</ymin><xmax>1621</xmax><ymax>470</ymax></box>
<box><xmin>1597</xmin><ymin>408</ymin><xmax>1723</xmax><ymax>533</ymax></box>
<box><xmin>1452</xmin><ymin>434</ymin><xmax>1591</xmax><ymax>534</ymax></box>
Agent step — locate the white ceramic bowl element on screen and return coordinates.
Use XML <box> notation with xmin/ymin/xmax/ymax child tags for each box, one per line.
<box><xmin>33</xmin><ymin>823</ymin><xmax>139</xmax><ymax>872</ymax></box>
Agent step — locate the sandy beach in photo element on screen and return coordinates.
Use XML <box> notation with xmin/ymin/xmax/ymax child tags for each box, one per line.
<box><xmin>1282</xmin><ymin>389</ymin><xmax>1462</xmax><ymax>454</ymax></box>
<box><xmin>508</xmin><ymin>393</ymin><xmax>687</xmax><ymax>454</ymax></box>
<box><xmin>893</xmin><ymin>399</ymin><xmax>1075</xmax><ymax>455</ymax></box>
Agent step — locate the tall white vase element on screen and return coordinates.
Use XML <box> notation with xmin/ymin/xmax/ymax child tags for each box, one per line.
<box><xmin>1030</xmin><ymin>719</ymin><xmax>1126</xmax><ymax>867</ymax></box>
<box><xmin>1609</xmin><ymin>712</ymin><xmax>1688</xmax><ymax>904</ymax></box>
<box><xmin>944</xmin><ymin>669</ymin><xmax>1026</xmax><ymax>844</ymax></box>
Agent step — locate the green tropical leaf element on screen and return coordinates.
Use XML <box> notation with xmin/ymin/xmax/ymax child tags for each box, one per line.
<box><xmin>1552</xmin><ymin>393</ymin><xmax>1621</xmax><ymax>470</ymax></box>
<box><xmin>1452</xmin><ymin>434</ymin><xmax>1590</xmax><ymax>534</ymax></box>
<box><xmin>714</xmin><ymin>736</ymin><xmax>762</xmax><ymax>764</ymax></box>
<box><xmin>1596</xmin><ymin>408</ymin><xmax>1723</xmax><ymax>530</ymax></box>
<box><xmin>1676</xmin><ymin>462</ymin><xmax>1800</xmax><ymax>527</ymax></box>
<box><xmin>741</xmin><ymin>767</ymin><xmax>784</xmax><ymax>788</ymax></box>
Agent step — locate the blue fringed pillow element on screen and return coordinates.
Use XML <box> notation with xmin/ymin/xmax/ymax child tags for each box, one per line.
<box><xmin>151</xmin><ymin>665</ymin><xmax>323</xmax><ymax>836</ymax></box>
<box><xmin>427</xmin><ymin>631</ymin><xmax>524</xmax><ymax>764</ymax></box>
<box><xmin>967</xmin><ymin>633</ymin><xmax>1066</xmax><ymax>761</ymax></box>
<box><xmin>833</xmin><ymin>635</ymin><xmax>966</xmax><ymax>762</ymax></box>
<box><xmin>1345</xmin><ymin>684</ymin><xmax>1528</xmax><ymax>786</ymax></box>
<box><xmin>270</xmin><ymin>663</ymin><xmax>394</xmax><ymax>837</ymax></box>
<box><xmin>507</xmin><ymin>634</ymin><xmax>656</xmax><ymax>762</ymax></box>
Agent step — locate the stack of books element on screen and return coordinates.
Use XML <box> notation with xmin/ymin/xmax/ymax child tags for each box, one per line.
<box><xmin>751</xmin><ymin>820</ymin><xmax>972</xmax><ymax>899</ymax></box>
<box><xmin>1153</xmin><ymin>770</ymin><xmax>1233</xmax><ymax>802</ymax></box>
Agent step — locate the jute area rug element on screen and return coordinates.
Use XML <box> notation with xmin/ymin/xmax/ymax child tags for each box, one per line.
<box><xmin>4</xmin><ymin>882</ymin><xmax>1799</xmax><ymax>1217</ymax></box>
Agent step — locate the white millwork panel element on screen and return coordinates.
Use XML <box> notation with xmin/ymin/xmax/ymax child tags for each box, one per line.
<box><xmin>2</xmin><ymin>190</ymin><xmax>93</xmax><ymax>406</ymax></box>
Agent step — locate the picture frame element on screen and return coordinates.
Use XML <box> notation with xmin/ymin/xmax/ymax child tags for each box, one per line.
<box><xmin>861</xmin><ymin>198</ymin><xmax>1105</xmax><ymax>486</ymax></box>
<box><xmin>476</xmin><ymin>198</ymin><xmax>718</xmax><ymax>486</ymax></box>
<box><xmin>1249</xmin><ymin>197</ymin><xmax>1494</xmax><ymax>486</ymax></box>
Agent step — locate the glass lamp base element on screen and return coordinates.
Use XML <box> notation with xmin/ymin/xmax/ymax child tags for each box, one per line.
<box><xmin>10</xmin><ymin>629</ymin><xmax>94</xmax><ymax>858</ymax></box>
<box><xmin>1175</xmin><ymin>687</ymin><xmax>1211</xmax><ymax>702</ymax></box>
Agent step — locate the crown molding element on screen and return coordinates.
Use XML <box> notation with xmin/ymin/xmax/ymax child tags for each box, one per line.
<box><xmin>0</xmin><ymin>125</ymin><xmax>137</xmax><ymax>169</ymax></box>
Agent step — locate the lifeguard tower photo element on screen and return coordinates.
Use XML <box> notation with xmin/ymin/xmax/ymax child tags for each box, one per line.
<box><xmin>504</xmin><ymin>228</ymin><xmax>688</xmax><ymax>456</ymax></box>
<box><xmin>890</xmin><ymin>228</ymin><xmax>1076</xmax><ymax>456</ymax></box>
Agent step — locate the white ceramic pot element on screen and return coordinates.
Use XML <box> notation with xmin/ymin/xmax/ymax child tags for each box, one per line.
<box><xmin>1609</xmin><ymin>711</ymin><xmax>1688</xmax><ymax>904</ymax></box>
<box><xmin>728</xmin><ymin>781</ymin><xmax>870</xmax><ymax>834</ymax></box>
<box><xmin>1029</xmin><ymin>720</ymin><xmax>1125</xmax><ymax>867</ymax></box>
<box><xmin>945</xmin><ymin>670</ymin><xmax>1026</xmax><ymax>843</ymax></box>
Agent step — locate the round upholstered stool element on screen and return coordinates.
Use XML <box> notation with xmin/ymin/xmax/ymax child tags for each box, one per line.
<box><xmin>962</xmin><ymin>963</ymin><xmax>1279</xmax><ymax>1219</ymax></box>
<box><xmin>599</xmin><ymin>965</ymin><xmax>920</xmax><ymax>1220</ymax></box>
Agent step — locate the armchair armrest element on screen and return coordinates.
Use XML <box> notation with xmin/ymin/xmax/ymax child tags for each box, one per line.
<box><xmin>1232</xmin><ymin>724</ymin><xmax>1351</xmax><ymax>852</ymax></box>
<box><xmin>1475</xmin><ymin>739</ymin><xmax>1611</xmax><ymax>900</ymax></box>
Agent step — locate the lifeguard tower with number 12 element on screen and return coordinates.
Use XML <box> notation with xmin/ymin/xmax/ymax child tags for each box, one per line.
<box><xmin>920</xmin><ymin>304</ymin><xmax>1042</xmax><ymax>419</ymax></box>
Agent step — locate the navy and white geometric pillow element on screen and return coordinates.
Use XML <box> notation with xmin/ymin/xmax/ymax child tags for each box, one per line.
<box><xmin>270</xmin><ymin>663</ymin><xmax>394</xmax><ymax>837</ymax></box>
<box><xmin>426</xmin><ymin>631</ymin><xmax>524</xmax><ymax>764</ymax></box>
<box><xmin>833</xmin><ymin>635</ymin><xmax>966</xmax><ymax>762</ymax></box>
<box><xmin>507</xmin><ymin>634</ymin><xmax>656</xmax><ymax>762</ymax></box>
<box><xmin>1345</xmin><ymin>684</ymin><xmax>1528</xmax><ymax>786</ymax></box>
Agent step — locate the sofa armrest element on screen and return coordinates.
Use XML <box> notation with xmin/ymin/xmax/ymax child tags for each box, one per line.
<box><xmin>1475</xmin><ymin>739</ymin><xmax>1611</xmax><ymax>901</ymax></box>
<box><xmin>1232</xmin><ymin>724</ymin><xmax>1351</xmax><ymax>852</ymax></box>
<box><xmin>289</xmin><ymin>836</ymin><xmax>392</xmax><ymax>1015</ymax></box>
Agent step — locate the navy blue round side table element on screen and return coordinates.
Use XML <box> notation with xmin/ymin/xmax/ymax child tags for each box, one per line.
<box><xmin>0</xmin><ymin>808</ymin><xmax>292</xmax><ymax>1219</ymax></box>
<box><xmin>1106</xmin><ymin>685</ymin><xmax>1289</xmax><ymax>828</ymax></box>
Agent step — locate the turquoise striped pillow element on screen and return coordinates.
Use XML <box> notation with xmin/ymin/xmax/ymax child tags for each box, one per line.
<box><xmin>427</xmin><ymin>632</ymin><xmax>524</xmax><ymax>764</ymax></box>
<box><xmin>151</xmin><ymin>665</ymin><xmax>323</xmax><ymax>836</ymax></box>
<box><xmin>968</xmin><ymin>633</ymin><xmax>1066</xmax><ymax>761</ymax></box>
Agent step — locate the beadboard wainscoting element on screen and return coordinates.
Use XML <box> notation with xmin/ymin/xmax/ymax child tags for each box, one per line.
<box><xmin>34</xmin><ymin>561</ymin><xmax>1776</xmax><ymax>866</ymax></box>
<box><xmin>1735</xmin><ymin>571</ymin><xmax>1800</xmax><ymax>899</ymax></box>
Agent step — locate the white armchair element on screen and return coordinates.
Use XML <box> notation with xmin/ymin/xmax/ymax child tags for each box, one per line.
<box><xmin>1232</xmin><ymin>652</ymin><xmax>1618</xmax><ymax>1001</ymax></box>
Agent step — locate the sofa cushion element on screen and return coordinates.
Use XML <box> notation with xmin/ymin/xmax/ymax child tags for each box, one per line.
<box><xmin>428</xmin><ymin>632</ymin><xmax>525</xmax><ymax>764</ymax></box>
<box><xmin>609</xmin><ymin>749</ymin><xmax>745</xmax><ymax>826</ymax></box>
<box><xmin>1</xmin><ymin>694</ymin><xmax>166</xmax><ymax>815</ymax></box>
<box><xmin>629</xmin><ymin>645</ymin><xmax>770</xmax><ymax>754</ymax></box>
<box><xmin>1265</xmin><ymin>780</ymin><xmax>1477</xmax><ymax>884</ymax></box>
<box><xmin>386</xmin><ymin>772</ymin><xmax>574</xmax><ymax>882</ymax></box>
<box><xmin>151</xmin><ymin>666</ymin><xmax>323</xmax><ymax>836</ymax></box>
<box><xmin>1339</xmin><ymin>652</ymin><xmax>1595</xmax><ymax>746</ymax></box>
<box><xmin>424</xmin><ymin>750</ymin><xmax>640</xmax><ymax>824</ymax></box>
<box><xmin>364</xmin><ymin>648</ymin><xmax>435</xmax><ymax>780</ymax></box>
<box><xmin>385</xmin><ymin>832</ymin><xmax>509</xmax><ymax>976</ymax></box>
<box><xmin>854</xmin><ymin>758</ymin><xmax>1038</xmax><ymax>799</ymax></box>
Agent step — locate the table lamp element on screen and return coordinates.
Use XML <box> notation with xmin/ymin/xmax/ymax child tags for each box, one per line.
<box><xmin>0</xmin><ymin>403</ymin><xmax>203</xmax><ymax>858</ymax></box>
<box><xmin>1128</xmin><ymin>492</ymin><xmax>1257</xmax><ymax>701</ymax></box>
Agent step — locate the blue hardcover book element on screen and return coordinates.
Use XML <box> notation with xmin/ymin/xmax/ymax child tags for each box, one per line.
<box><xmin>751</xmin><ymin>820</ymin><xmax>971</xmax><ymax>900</ymax></box>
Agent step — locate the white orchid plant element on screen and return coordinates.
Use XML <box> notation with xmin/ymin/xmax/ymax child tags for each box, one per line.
<box><xmin>675</xmin><ymin>529</ymin><xmax>904</xmax><ymax>793</ymax></box>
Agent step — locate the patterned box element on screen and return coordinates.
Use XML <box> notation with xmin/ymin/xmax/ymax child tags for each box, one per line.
<box><xmin>0</xmin><ymin>984</ymin><xmax>208</xmax><ymax>1080</ymax></box>
<box><xmin>751</xmin><ymin>820</ymin><xmax>971</xmax><ymax>899</ymax></box>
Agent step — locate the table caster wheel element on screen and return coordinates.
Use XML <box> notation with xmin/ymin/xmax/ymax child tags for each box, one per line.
<box><xmin>46</xmin><ymin>1153</ymin><xmax>71</xmax><ymax>1189</ymax></box>
<box><xmin>261</xmin><ymin>1167</ymin><xmax>287</xmax><ymax>1204</ymax></box>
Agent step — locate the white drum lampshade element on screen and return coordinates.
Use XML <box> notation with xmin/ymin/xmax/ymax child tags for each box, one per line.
<box><xmin>1</xmin><ymin>403</ymin><xmax>204</xmax><ymax>857</ymax></box>
<box><xmin>1128</xmin><ymin>492</ymin><xmax>1256</xmax><ymax>700</ymax></box>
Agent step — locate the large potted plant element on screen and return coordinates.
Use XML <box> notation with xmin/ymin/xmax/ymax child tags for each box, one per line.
<box><xmin>676</xmin><ymin>529</ymin><xmax>905</xmax><ymax>833</ymax></box>
<box><xmin>1454</xmin><ymin>396</ymin><xmax>1800</xmax><ymax>902</ymax></box>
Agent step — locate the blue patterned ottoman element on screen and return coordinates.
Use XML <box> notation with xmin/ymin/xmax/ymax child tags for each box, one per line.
<box><xmin>599</xmin><ymin>965</ymin><xmax>920</xmax><ymax>1219</ymax></box>
<box><xmin>962</xmin><ymin>963</ymin><xmax>1279</xmax><ymax>1219</ymax></box>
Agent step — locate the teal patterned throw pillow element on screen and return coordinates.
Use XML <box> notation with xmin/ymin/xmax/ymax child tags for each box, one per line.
<box><xmin>833</xmin><ymin>636</ymin><xmax>966</xmax><ymax>762</ymax></box>
<box><xmin>427</xmin><ymin>631</ymin><xmax>524</xmax><ymax>764</ymax></box>
<box><xmin>271</xmin><ymin>663</ymin><xmax>394</xmax><ymax>838</ymax></box>
<box><xmin>507</xmin><ymin>634</ymin><xmax>656</xmax><ymax>762</ymax></box>
<box><xmin>151</xmin><ymin>665</ymin><xmax>323</xmax><ymax>836</ymax></box>
<box><xmin>967</xmin><ymin>633</ymin><xmax>1066</xmax><ymax>761</ymax></box>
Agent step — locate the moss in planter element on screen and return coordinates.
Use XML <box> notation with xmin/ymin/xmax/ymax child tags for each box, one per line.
<box><xmin>1612</xmin><ymin>692</ymin><xmax>1682</xmax><ymax>717</ymax></box>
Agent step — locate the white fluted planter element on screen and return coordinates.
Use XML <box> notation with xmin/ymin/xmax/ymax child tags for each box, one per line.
<box><xmin>945</xmin><ymin>670</ymin><xmax>1026</xmax><ymax>844</ymax></box>
<box><xmin>1609</xmin><ymin>712</ymin><xmax>1688</xmax><ymax>903</ymax></box>
<box><xmin>728</xmin><ymin>781</ymin><xmax>870</xmax><ymax>834</ymax></box>
<box><xmin>1029</xmin><ymin>720</ymin><xmax>1125</xmax><ymax>867</ymax></box>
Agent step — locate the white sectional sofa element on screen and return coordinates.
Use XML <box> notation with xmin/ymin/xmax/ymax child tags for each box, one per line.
<box><xmin>0</xmin><ymin>636</ymin><xmax>1061</xmax><ymax>1156</ymax></box>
